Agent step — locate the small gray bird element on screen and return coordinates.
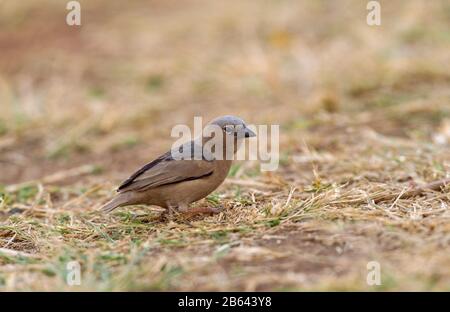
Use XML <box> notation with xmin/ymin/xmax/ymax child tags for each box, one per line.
<box><xmin>100</xmin><ymin>115</ymin><xmax>256</xmax><ymax>216</ymax></box>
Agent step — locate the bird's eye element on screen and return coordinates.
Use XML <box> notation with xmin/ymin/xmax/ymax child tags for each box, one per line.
<box><xmin>224</xmin><ymin>125</ymin><xmax>234</xmax><ymax>134</ymax></box>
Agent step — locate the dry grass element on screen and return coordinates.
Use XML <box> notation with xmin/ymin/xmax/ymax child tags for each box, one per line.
<box><xmin>0</xmin><ymin>0</ymin><xmax>450</xmax><ymax>291</ymax></box>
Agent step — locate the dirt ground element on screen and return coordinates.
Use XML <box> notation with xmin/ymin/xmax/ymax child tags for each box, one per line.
<box><xmin>0</xmin><ymin>0</ymin><xmax>449</xmax><ymax>290</ymax></box>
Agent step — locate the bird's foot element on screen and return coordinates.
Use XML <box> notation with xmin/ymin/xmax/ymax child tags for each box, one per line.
<box><xmin>158</xmin><ymin>208</ymin><xmax>178</xmax><ymax>222</ymax></box>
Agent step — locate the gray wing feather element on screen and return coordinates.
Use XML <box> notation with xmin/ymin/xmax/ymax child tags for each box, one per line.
<box><xmin>117</xmin><ymin>141</ymin><xmax>215</xmax><ymax>192</ymax></box>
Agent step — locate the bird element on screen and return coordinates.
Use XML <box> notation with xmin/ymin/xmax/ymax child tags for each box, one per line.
<box><xmin>100</xmin><ymin>115</ymin><xmax>256</xmax><ymax>217</ymax></box>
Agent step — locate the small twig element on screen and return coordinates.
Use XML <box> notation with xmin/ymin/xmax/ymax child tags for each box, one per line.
<box><xmin>3</xmin><ymin>233</ymin><xmax>17</xmax><ymax>248</ymax></box>
<box><xmin>283</xmin><ymin>187</ymin><xmax>296</xmax><ymax>209</ymax></box>
<box><xmin>388</xmin><ymin>187</ymin><xmax>407</xmax><ymax>210</ymax></box>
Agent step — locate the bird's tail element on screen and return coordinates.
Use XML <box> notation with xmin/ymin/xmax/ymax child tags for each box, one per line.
<box><xmin>100</xmin><ymin>194</ymin><xmax>129</xmax><ymax>213</ymax></box>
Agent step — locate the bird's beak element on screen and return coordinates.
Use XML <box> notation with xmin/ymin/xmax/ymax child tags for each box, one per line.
<box><xmin>244</xmin><ymin>127</ymin><xmax>256</xmax><ymax>138</ymax></box>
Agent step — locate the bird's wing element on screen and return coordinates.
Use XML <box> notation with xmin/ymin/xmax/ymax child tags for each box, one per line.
<box><xmin>117</xmin><ymin>142</ymin><xmax>215</xmax><ymax>192</ymax></box>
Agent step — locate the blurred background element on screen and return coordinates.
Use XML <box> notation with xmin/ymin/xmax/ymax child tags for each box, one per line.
<box><xmin>1</xmin><ymin>0</ymin><xmax>450</xmax><ymax>291</ymax></box>
<box><xmin>1</xmin><ymin>0</ymin><xmax>449</xmax><ymax>185</ymax></box>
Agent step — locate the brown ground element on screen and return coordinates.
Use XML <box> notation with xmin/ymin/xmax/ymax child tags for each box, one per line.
<box><xmin>0</xmin><ymin>0</ymin><xmax>449</xmax><ymax>290</ymax></box>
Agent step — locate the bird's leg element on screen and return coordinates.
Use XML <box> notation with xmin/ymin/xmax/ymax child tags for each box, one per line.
<box><xmin>159</xmin><ymin>204</ymin><xmax>178</xmax><ymax>220</ymax></box>
<box><xmin>168</xmin><ymin>204</ymin><xmax>179</xmax><ymax>216</ymax></box>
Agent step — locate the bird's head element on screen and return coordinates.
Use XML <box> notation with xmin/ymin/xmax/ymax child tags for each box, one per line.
<box><xmin>208</xmin><ymin>115</ymin><xmax>256</xmax><ymax>139</ymax></box>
